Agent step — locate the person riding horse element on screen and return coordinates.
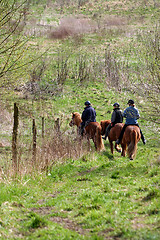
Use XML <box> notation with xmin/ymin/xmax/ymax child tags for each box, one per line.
<box><xmin>116</xmin><ymin>99</ymin><xmax>146</xmax><ymax>145</ymax></box>
<box><xmin>102</xmin><ymin>102</ymin><xmax>123</xmax><ymax>140</ymax></box>
<box><xmin>81</xmin><ymin>101</ymin><xmax>96</xmax><ymax>135</ymax></box>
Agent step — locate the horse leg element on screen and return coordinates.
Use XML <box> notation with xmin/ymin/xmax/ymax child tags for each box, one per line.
<box><xmin>109</xmin><ymin>140</ymin><xmax>114</xmax><ymax>154</ymax></box>
<box><xmin>130</xmin><ymin>153</ymin><xmax>134</xmax><ymax>160</ymax></box>
<box><xmin>93</xmin><ymin>137</ymin><xmax>97</xmax><ymax>150</ymax></box>
<box><xmin>115</xmin><ymin>143</ymin><xmax>121</xmax><ymax>153</ymax></box>
<box><xmin>87</xmin><ymin>137</ymin><xmax>91</xmax><ymax>151</ymax></box>
<box><xmin>121</xmin><ymin>143</ymin><xmax>127</xmax><ymax>157</ymax></box>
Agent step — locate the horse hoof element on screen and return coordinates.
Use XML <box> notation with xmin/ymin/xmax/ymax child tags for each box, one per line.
<box><xmin>130</xmin><ymin>158</ymin><xmax>133</xmax><ymax>160</ymax></box>
<box><xmin>118</xmin><ymin>149</ymin><xmax>121</xmax><ymax>153</ymax></box>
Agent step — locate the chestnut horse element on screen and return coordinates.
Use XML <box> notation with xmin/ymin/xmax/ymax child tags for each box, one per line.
<box><xmin>69</xmin><ymin>112</ymin><xmax>104</xmax><ymax>151</ymax></box>
<box><xmin>121</xmin><ymin>125</ymin><xmax>141</xmax><ymax>160</ymax></box>
<box><xmin>100</xmin><ymin>120</ymin><xmax>123</xmax><ymax>154</ymax></box>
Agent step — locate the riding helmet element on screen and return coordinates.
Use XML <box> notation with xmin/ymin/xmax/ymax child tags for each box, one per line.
<box><xmin>85</xmin><ymin>101</ymin><xmax>91</xmax><ymax>105</ymax></box>
<box><xmin>127</xmin><ymin>99</ymin><xmax>134</xmax><ymax>104</ymax></box>
<box><xmin>113</xmin><ymin>102</ymin><xmax>120</xmax><ymax>107</ymax></box>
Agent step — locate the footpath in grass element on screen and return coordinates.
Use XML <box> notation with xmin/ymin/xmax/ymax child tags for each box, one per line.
<box><xmin>0</xmin><ymin>142</ymin><xmax>160</xmax><ymax>240</ymax></box>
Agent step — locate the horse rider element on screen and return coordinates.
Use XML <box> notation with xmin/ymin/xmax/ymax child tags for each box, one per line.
<box><xmin>102</xmin><ymin>102</ymin><xmax>123</xmax><ymax>140</ymax></box>
<box><xmin>116</xmin><ymin>99</ymin><xmax>146</xmax><ymax>145</ymax></box>
<box><xmin>80</xmin><ymin>101</ymin><xmax>96</xmax><ymax>135</ymax></box>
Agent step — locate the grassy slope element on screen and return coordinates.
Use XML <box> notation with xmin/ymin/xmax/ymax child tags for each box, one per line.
<box><xmin>0</xmin><ymin>0</ymin><xmax>160</xmax><ymax>239</ymax></box>
<box><xmin>0</xmin><ymin>149</ymin><xmax>160</xmax><ymax>239</ymax></box>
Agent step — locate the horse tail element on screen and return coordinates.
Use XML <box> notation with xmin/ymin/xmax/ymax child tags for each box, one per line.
<box><xmin>96</xmin><ymin>125</ymin><xmax>104</xmax><ymax>151</ymax></box>
<box><xmin>127</xmin><ymin>129</ymin><xmax>137</xmax><ymax>159</ymax></box>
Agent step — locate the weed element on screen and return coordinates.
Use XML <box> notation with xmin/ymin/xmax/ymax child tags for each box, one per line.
<box><xmin>142</xmin><ymin>189</ymin><xmax>158</xmax><ymax>201</ymax></box>
<box><xmin>27</xmin><ymin>212</ymin><xmax>47</xmax><ymax>229</ymax></box>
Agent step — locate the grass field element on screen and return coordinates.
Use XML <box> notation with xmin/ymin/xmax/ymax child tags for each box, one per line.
<box><xmin>0</xmin><ymin>0</ymin><xmax>160</xmax><ymax>239</ymax></box>
<box><xmin>0</xmin><ymin>147</ymin><xmax>160</xmax><ymax>239</ymax></box>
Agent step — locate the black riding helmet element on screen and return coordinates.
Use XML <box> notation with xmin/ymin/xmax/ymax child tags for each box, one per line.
<box><xmin>113</xmin><ymin>102</ymin><xmax>120</xmax><ymax>108</ymax></box>
<box><xmin>85</xmin><ymin>101</ymin><xmax>91</xmax><ymax>106</ymax></box>
<box><xmin>128</xmin><ymin>99</ymin><xmax>134</xmax><ymax>104</ymax></box>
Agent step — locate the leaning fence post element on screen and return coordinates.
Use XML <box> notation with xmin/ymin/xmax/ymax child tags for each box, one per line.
<box><xmin>32</xmin><ymin>119</ymin><xmax>37</xmax><ymax>163</ymax></box>
<box><xmin>12</xmin><ymin>103</ymin><xmax>19</xmax><ymax>172</ymax></box>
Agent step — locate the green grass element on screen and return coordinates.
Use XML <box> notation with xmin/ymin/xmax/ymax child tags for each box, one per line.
<box><xmin>0</xmin><ymin>148</ymin><xmax>160</xmax><ymax>239</ymax></box>
<box><xmin>0</xmin><ymin>0</ymin><xmax>160</xmax><ymax>239</ymax></box>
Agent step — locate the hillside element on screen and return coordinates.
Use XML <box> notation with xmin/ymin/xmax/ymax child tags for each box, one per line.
<box><xmin>0</xmin><ymin>0</ymin><xmax>160</xmax><ymax>239</ymax></box>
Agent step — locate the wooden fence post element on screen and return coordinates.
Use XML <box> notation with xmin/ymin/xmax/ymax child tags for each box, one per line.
<box><xmin>32</xmin><ymin>119</ymin><xmax>37</xmax><ymax>163</ymax></box>
<box><xmin>42</xmin><ymin>117</ymin><xmax>44</xmax><ymax>138</ymax></box>
<box><xmin>12</xmin><ymin>103</ymin><xmax>19</xmax><ymax>172</ymax></box>
<box><xmin>55</xmin><ymin>118</ymin><xmax>60</xmax><ymax>132</ymax></box>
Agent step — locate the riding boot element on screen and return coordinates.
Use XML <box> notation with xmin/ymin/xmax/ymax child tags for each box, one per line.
<box><xmin>136</xmin><ymin>124</ymin><xmax>146</xmax><ymax>145</ymax></box>
<box><xmin>116</xmin><ymin>124</ymin><xmax>127</xmax><ymax>144</ymax></box>
<box><xmin>80</xmin><ymin>122</ymin><xmax>85</xmax><ymax>136</ymax></box>
<box><xmin>140</xmin><ymin>129</ymin><xmax>146</xmax><ymax>144</ymax></box>
<box><xmin>81</xmin><ymin>127</ymin><xmax>84</xmax><ymax>136</ymax></box>
<box><xmin>102</xmin><ymin>123</ymin><xmax>111</xmax><ymax>140</ymax></box>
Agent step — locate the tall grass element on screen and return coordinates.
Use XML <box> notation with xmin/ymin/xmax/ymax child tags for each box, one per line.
<box><xmin>0</xmin><ymin>124</ymin><xmax>90</xmax><ymax>180</ymax></box>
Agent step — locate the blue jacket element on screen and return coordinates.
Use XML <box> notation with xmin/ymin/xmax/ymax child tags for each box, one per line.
<box><xmin>81</xmin><ymin>106</ymin><xmax>96</xmax><ymax>124</ymax></box>
<box><xmin>123</xmin><ymin>106</ymin><xmax>140</xmax><ymax>124</ymax></box>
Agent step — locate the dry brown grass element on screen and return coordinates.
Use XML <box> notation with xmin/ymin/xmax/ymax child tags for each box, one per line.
<box><xmin>103</xmin><ymin>15</ymin><xmax>127</xmax><ymax>27</ymax></box>
<box><xmin>0</xmin><ymin>125</ymin><xmax>89</xmax><ymax>181</ymax></box>
<box><xmin>49</xmin><ymin>15</ymin><xmax>127</xmax><ymax>39</ymax></box>
<box><xmin>50</xmin><ymin>16</ymin><xmax>97</xmax><ymax>39</ymax></box>
<box><xmin>0</xmin><ymin>104</ymin><xmax>13</xmax><ymax>147</ymax></box>
<box><xmin>0</xmin><ymin>102</ymin><xmax>89</xmax><ymax>180</ymax></box>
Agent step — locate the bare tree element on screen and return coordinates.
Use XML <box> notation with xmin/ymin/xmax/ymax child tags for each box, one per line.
<box><xmin>0</xmin><ymin>0</ymin><xmax>30</xmax><ymax>78</ymax></box>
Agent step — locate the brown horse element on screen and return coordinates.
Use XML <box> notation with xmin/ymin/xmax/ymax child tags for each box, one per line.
<box><xmin>69</xmin><ymin>112</ymin><xmax>104</xmax><ymax>151</ymax></box>
<box><xmin>121</xmin><ymin>125</ymin><xmax>141</xmax><ymax>160</ymax></box>
<box><xmin>100</xmin><ymin>120</ymin><xmax>124</xmax><ymax>154</ymax></box>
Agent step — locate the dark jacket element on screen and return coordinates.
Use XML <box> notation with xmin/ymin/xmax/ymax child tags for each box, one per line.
<box><xmin>111</xmin><ymin>108</ymin><xmax>123</xmax><ymax>124</ymax></box>
<box><xmin>81</xmin><ymin>106</ymin><xmax>96</xmax><ymax>125</ymax></box>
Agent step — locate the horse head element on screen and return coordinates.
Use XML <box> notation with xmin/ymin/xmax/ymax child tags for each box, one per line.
<box><xmin>69</xmin><ymin>113</ymin><xmax>75</xmax><ymax>126</ymax></box>
<box><xmin>100</xmin><ymin>120</ymin><xmax>111</xmax><ymax>135</ymax></box>
<box><xmin>69</xmin><ymin>112</ymin><xmax>82</xmax><ymax>127</ymax></box>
